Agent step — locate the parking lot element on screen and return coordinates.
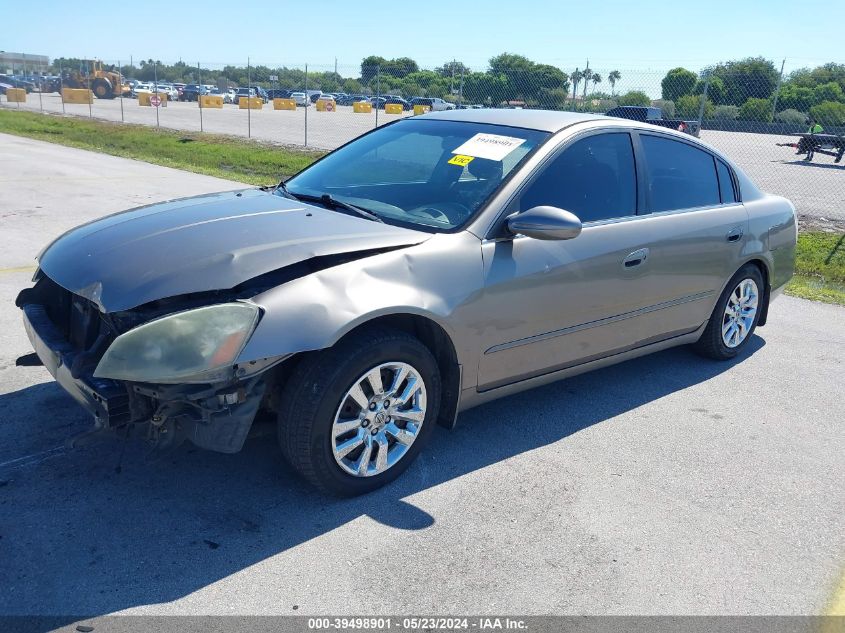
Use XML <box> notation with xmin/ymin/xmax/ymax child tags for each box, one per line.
<box><xmin>2</xmin><ymin>94</ymin><xmax>844</xmax><ymax>224</ymax></box>
<box><xmin>1</xmin><ymin>133</ymin><xmax>844</xmax><ymax>623</ymax></box>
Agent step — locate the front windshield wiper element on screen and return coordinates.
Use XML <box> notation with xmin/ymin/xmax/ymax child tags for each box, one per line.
<box><xmin>276</xmin><ymin>185</ymin><xmax>384</xmax><ymax>223</ymax></box>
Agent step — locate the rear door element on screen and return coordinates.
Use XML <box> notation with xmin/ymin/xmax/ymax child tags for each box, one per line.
<box><xmin>627</xmin><ymin>132</ymin><xmax>749</xmax><ymax>339</ymax></box>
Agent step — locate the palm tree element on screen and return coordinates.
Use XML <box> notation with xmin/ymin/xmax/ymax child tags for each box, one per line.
<box><xmin>570</xmin><ymin>68</ymin><xmax>583</xmax><ymax>109</ymax></box>
<box><xmin>582</xmin><ymin>64</ymin><xmax>591</xmax><ymax>102</ymax></box>
<box><xmin>591</xmin><ymin>73</ymin><xmax>602</xmax><ymax>94</ymax></box>
<box><xmin>608</xmin><ymin>70</ymin><xmax>621</xmax><ymax>96</ymax></box>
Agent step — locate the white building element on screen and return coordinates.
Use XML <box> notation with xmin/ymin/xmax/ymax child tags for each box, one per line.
<box><xmin>0</xmin><ymin>52</ymin><xmax>50</xmax><ymax>74</ymax></box>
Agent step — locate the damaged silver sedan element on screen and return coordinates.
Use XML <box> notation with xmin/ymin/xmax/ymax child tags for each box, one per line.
<box><xmin>17</xmin><ymin>110</ymin><xmax>797</xmax><ymax>495</ymax></box>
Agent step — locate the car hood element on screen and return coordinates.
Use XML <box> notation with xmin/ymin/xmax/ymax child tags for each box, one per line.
<box><xmin>38</xmin><ymin>188</ymin><xmax>431</xmax><ymax>312</ymax></box>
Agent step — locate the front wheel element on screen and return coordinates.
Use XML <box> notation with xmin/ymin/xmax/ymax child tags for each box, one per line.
<box><xmin>694</xmin><ymin>264</ymin><xmax>764</xmax><ymax>360</ymax></box>
<box><xmin>91</xmin><ymin>78</ymin><xmax>113</xmax><ymax>99</ymax></box>
<box><xmin>277</xmin><ymin>327</ymin><xmax>441</xmax><ymax>496</ymax></box>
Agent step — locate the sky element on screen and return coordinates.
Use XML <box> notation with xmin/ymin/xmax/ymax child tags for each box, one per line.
<box><xmin>3</xmin><ymin>0</ymin><xmax>844</xmax><ymax>80</ymax></box>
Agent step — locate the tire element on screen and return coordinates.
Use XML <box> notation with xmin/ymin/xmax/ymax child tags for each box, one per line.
<box><xmin>91</xmin><ymin>78</ymin><xmax>113</xmax><ymax>99</ymax></box>
<box><xmin>277</xmin><ymin>327</ymin><xmax>441</xmax><ymax>496</ymax></box>
<box><xmin>694</xmin><ymin>264</ymin><xmax>764</xmax><ymax>360</ymax></box>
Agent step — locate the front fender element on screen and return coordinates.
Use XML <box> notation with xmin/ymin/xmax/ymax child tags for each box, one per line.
<box><xmin>236</xmin><ymin>231</ymin><xmax>484</xmax><ymax>372</ymax></box>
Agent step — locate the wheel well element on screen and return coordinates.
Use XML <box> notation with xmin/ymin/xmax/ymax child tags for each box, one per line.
<box><xmin>266</xmin><ymin>314</ymin><xmax>462</xmax><ymax>429</ymax></box>
<box><xmin>745</xmin><ymin>258</ymin><xmax>771</xmax><ymax>326</ymax></box>
<box><xmin>343</xmin><ymin>314</ymin><xmax>462</xmax><ymax>429</ymax></box>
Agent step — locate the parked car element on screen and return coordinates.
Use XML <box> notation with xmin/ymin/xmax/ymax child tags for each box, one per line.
<box><xmin>266</xmin><ymin>89</ymin><xmax>292</xmax><ymax>100</ymax></box>
<box><xmin>383</xmin><ymin>96</ymin><xmax>412</xmax><ymax>111</ymax></box>
<box><xmin>209</xmin><ymin>88</ymin><xmax>233</xmax><ymax>103</ymax></box>
<box><xmin>152</xmin><ymin>84</ymin><xmax>178</xmax><ymax>100</ymax></box>
<box><xmin>309</xmin><ymin>91</ymin><xmax>324</xmax><ymax>104</ymax></box>
<box><xmin>132</xmin><ymin>82</ymin><xmax>153</xmax><ymax>97</ymax></box>
<box><xmin>179</xmin><ymin>84</ymin><xmax>211</xmax><ymax>101</ymax></box>
<box><xmin>409</xmin><ymin>97</ymin><xmax>456</xmax><ymax>111</ymax></box>
<box><xmin>235</xmin><ymin>86</ymin><xmax>269</xmax><ymax>103</ymax></box>
<box><xmin>17</xmin><ymin>110</ymin><xmax>796</xmax><ymax>496</ymax></box>
<box><xmin>337</xmin><ymin>94</ymin><xmax>368</xmax><ymax>106</ymax></box>
<box><xmin>605</xmin><ymin>106</ymin><xmax>701</xmax><ymax>137</ymax></box>
<box><xmin>0</xmin><ymin>74</ymin><xmax>36</xmax><ymax>93</ymax></box>
<box><xmin>370</xmin><ymin>96</ymin><xmax>387</xmax><ymax>109</ymax></box>
<box><xmin>291</xmin><ymin>92</ymin><xmax>309</xmax><ymax>106</ymax></box>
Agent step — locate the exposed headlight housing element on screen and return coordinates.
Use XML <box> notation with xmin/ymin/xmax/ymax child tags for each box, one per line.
<box><xmin>94</xmin><ymin>303</ymin><xmax>260</xmax><ymax>383</ymax></box>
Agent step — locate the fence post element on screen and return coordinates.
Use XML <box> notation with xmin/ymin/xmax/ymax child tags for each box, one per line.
<box><xmin>118</xmin><ymin>60</ymin><xmax>124</xmax><ymax>122</ymax></box>
<box><xmin>247</xmin><ymin>57</ymin><xmax>252</xmax><ymax>139</ymax></box>
<box><xmin>59</xmin><ymin>61</ymin><xmax>65</xmax><ymax>114</ymax></box>
<box><xmin>198</xmin><ymin>61</ymin><xmax>203</xmax><ymax>132</ymax></box>
<box><xmin>87</xmin><ymin>61</ymin><xmax>93</xmax><ymax>119</ymax></box>
<box><xmin>304</xmin><ymin>64</ymin><xmax>308</xmax><ymax>147</ymax></box>
<box><xmin>375</xmin><ymin>65</ymin><xmax>380</xmax><ymax>129</ymax></box>
<box><xmin>35</xmin><ymin>53</ymin><xmax>43</xmax><ymax>112</ymax></box>
<box><xmin>697</xmin><ymin>73</ymin><xmax>711</xmax><ymax>128</ymax></box>
<box><xmin>21</xmin><ymin>53</ymin><xmax>26</xmax><ymax>111</ymax></box>
<box><xmin>770</xmin><ymin>59</ymin><xmax>786</xmax><ymax>123</ymax></box>
<box><xmin>154</xmin><ymin>61</ymin><xmax>160</xmax><ymax>128</ymax></box>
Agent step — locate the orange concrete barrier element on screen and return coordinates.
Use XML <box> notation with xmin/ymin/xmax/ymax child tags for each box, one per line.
<box><xmin>353</xmin><ymin>101</ymin><xmax>373</xmax><ymax>113</ymax></box>
<box><xmin>6</xmin><ymin>88</ymin><xmax>26</xmax><ymax>103</ymax></box>
<box><xmin>139</xmin><ymin>92</ymin><xmax>168</xmax><ymax>107</ymax></box>
<box><xmin>384</xmin><ymin>103</ymin><xmax>404</xmax><ymax>115</ymax></box>
<box><xmin>239</xmin><ymin>97</ymin><xmax>263</xmax><ymax>109</ymax></box>
<box><xmin>273</xmin><ymin>98</ymin><xmax>296</xmax><ymax>110</ymax></box>
<box><xmin>315</xmin><ymin>98</ymin><xmax>337</xmax><ymax>112</ymax></box>
<box><xmin>61</xmin><ymin>88</ymin><xmax>93</xmax><ymax>104</ymax></box>
<box><xmin>199</xmin><ymin>95</ymin><xmax>223</xmax><ymax>108</ymax></box>
<box><xmin>413</xmin><ymin>104</ymin><xmax>431</xmax><ymax>116</ymax></box>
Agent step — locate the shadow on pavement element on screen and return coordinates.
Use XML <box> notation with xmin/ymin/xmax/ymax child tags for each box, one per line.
<box><xmin>779</xmin><ymin>159</ymin><xmax>845</xmax><ymax>170</ymax></box>
<box><xmin>0</xmin><ymin>337</ymin><xmax>765</xmax><ymax>628</ymax></box>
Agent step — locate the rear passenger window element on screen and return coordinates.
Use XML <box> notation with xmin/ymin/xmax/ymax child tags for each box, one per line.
<box><xmin>519</xmin><ymin>133</ymin><xmax>637</xmax><ymax>222</ymax></box>
<box><xmin>641</xmin><ymin>135</ymin><xmax>720</xmax><ymax>212</ymax></box>
<box><xmin>716</xmin><ymin>159</ymin><xmax>737</xmax><ymax>203</ymax></box>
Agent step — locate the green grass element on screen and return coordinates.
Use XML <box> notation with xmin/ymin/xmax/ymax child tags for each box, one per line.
<box><xmin>0</xmin><ymin>109</ymin><xmax>323</xmax><ymax>185</ymax></box>
<box><xmin>786</xmin><ymin>232</ymin><xmax>845</xmax><ymax>305</ymax></box>
<box><xmin>2</xmin><ymin>109</ymin><xmax>844</xmax><ymax>306</ymax></box>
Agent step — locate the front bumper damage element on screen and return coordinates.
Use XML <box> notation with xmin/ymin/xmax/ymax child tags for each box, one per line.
<box><xmin>18</xmin><ymin>286</ymin><xmax>268</xmax><ymax>454</ymax></box>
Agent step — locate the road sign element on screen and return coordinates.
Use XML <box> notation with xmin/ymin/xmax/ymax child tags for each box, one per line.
<box><xmin>326</xmin><ymin>100</ymin><xmax>334</xmax><ymax>111</ymax></box>
<box><xmin>269</xmin><ymin>75</ymin><xmax>278</xmax><ymax>81</ymax></box>
<box><xmin>149</xmin><ymin>94</ymin><xmax>161</xmax><ymax>107</ymax></box>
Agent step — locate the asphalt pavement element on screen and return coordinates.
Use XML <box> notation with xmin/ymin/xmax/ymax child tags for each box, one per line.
<box><xmin>0</xmin><ymin>134</ymin><xmax>843</xmax><ymax>624</ymax></box>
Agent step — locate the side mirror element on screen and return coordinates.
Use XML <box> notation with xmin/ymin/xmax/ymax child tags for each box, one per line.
<box><xmin>506</xmin><ymin>206</ymin><xmax>582</xmax><ymax>241</ymax></box>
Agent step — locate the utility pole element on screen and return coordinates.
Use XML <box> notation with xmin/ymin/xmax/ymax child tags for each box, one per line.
<box><xmin>697</xmin><ymin>72</ymin><xmax>711</xmax><ymax>126</ymax></box>
<box><xmin>770</xmin><ymin>58</ymin><xmax>786</xmax><ymax>122</ymax></box>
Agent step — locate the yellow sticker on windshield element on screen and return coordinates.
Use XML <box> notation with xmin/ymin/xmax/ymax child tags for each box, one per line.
<box><xmin>448</xmin><ymin>154</ymin><xmax>475</xmax><ymax>167</ymax></box>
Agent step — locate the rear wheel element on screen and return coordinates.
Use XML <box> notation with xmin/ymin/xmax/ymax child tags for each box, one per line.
<box><xmin>277</xmin><ymin>327</ymin><xmax>441</xmax><ymax>496</ymax></box>
<box><xmin>694</xmin><ymin>264</ymin><xmax>764</xmax><ymax>360</ymax></box>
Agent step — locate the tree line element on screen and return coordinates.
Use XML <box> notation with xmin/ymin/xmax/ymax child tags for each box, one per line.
<box><xmin>661</xmin><ymin>59</ymin><xmax>845</xmax><ymax>126</ymax></box>
<box><xmin>48</xmin><ymin>54</ymin><xmax>845</xmax><ymax>125</ymax></box>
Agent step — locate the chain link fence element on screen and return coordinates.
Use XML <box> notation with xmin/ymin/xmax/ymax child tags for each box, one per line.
<box><xmin>2</xmin><ymin>59</ymin><xmax>843</xmax><ymax>224</ymax></box>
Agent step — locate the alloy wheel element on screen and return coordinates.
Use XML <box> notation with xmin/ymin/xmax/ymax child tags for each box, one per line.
<box><xmin>331</xmin><ymin>362</ymin><xmax>427</xmax><ymax>477</ymax></box>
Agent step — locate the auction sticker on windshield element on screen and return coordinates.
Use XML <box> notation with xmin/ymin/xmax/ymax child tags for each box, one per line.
<box><xmin>452</xmin><ymin>133</ymin><xmax>526</xmax><ymax>161</ymax></box>
<box><xmin>447</xmin><ymin>154</ymin><xmax>475</xmax><ymax>167</ymax></box>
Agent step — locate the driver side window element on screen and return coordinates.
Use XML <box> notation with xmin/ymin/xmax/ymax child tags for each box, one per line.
<box><xmin>517</xmin><ymin>132</ymin><xmax>637</xmax><ymax>223</ymax></box>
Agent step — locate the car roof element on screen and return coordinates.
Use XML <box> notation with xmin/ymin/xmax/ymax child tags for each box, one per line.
<box><xmin>421</xmin><ymin>108</ymin><xmax>604</xmax><ymax>132</ymax></box>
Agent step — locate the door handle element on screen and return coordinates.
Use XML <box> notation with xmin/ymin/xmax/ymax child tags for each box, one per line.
<box><xmin>726</xmin><ymin>226</ymin><xmax>744</xmax><ymax>242</ymax></box>
<box><xmin>623</xmin><ymin>248</ymin><xmax>649</xmax><ymax>268</ymax></box>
